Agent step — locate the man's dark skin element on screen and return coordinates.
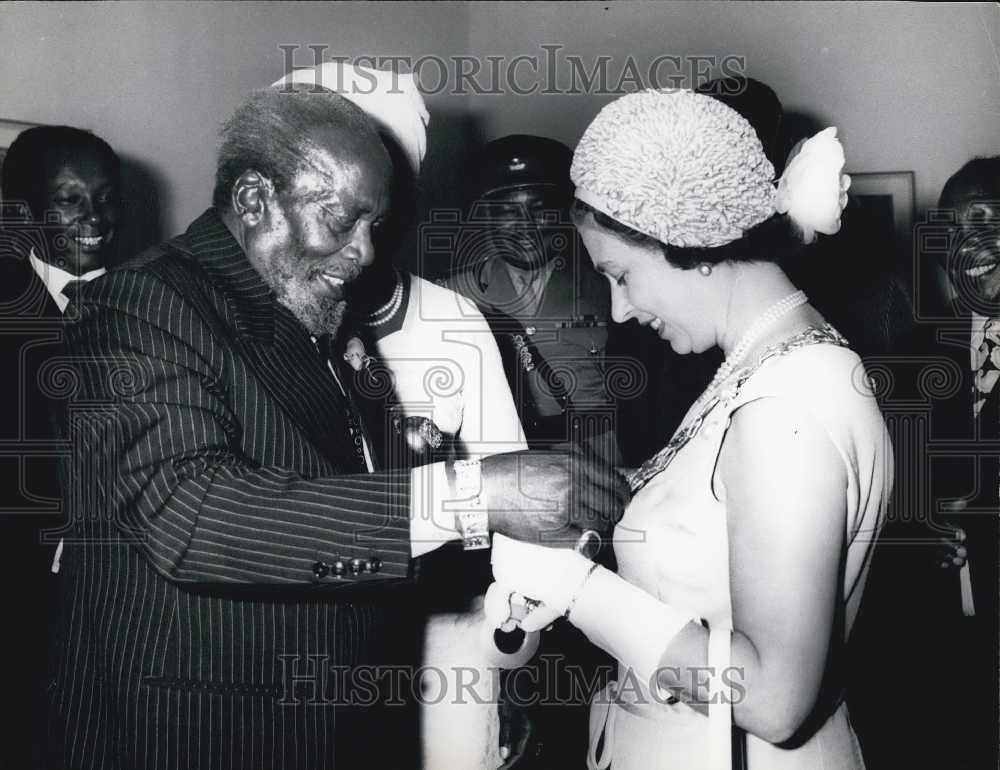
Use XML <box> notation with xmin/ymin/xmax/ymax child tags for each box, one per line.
<box><xmin>40</xmin><ymin>152</ymin><xmax>119</xmax><ymax>275</ymax></box>
<box><xmin>942</xmin><ymin>175</ymin><xmax>1000</xmax><ymax>313</ymax></box>
<box><xmin>218</xmin><ymin>119</ymin><xmax>626</xmax><ymax>557</ymax></box>
<box><xmin>0</xmin><ymin>131</ymin><xmax>121</xmax><ymax>770</ymax></box>
<box><xmin>220</xmin><ymin>120</ymin><xmax>627</xmax><ymax>766</ymax></box>
<box><xmin>22</xmin><ymin>146</ymin><xmax>120</xmax><ymax>274</ymax></box>
<box><xmin>856</xmin><ymin>160</ymin><xmax>1000</xmax><ymax>770</ymax></box>
<box><xmin>44</xmin><ymin>87</ymin><xmax>627</xmax><ymax>769</ymax></box>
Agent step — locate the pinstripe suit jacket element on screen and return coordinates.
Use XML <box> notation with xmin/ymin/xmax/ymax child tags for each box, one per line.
<box><xmin>48</xmin><ymin>210</ymin><xmax>420</xmax><ymax>770</ymax></box>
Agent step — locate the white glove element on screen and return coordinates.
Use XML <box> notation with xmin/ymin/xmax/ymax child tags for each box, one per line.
<box><xmin>490</xmin><ymin>536</ymin><xmax>696</xmax><ymax>688</ymax></box>
<box><xmin>490</xmin><ymin>534</ymin><xmax>594</xmax><ymax>632</ymax></box>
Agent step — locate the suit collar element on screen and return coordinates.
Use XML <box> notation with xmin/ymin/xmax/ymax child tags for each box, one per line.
<box><xmin>29</xmin><ymin>249</ymin><xmax>106</xmax><ymax>315</ymax></box>
<box><xmin>174</xmin><ymin>209</ymin><xmax>278</xmax><ymax>342</ymax></box>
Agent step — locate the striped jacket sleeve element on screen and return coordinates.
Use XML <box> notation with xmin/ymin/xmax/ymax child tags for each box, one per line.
<box><xmin>63</xmin><ymin>273</ymin><xmax>412</xmax><ymax>587</ymax></box>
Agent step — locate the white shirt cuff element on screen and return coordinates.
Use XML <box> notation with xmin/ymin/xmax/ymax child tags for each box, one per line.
<box><xmin>410</xmin><ymin>461</ymin><xmax>461</xmax><ymax>558</ymax></box>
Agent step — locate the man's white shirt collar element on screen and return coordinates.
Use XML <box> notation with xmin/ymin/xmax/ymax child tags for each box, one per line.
<box><xmin>31</xmin><ymin>248</ymin><xmax>107</xmax><ymax>574</ymax></box>
<box><xmin>29</xmin><ymin>249</ymin><xmax>107</xmax><ymax>314</ymax></box>
<box><xmin>972</xmin><ymin>313</ymin><xmax>988</xmax><ymax>371</ymax></box>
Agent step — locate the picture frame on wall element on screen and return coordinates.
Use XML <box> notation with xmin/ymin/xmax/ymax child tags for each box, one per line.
<box><xmin>782</xmin><ymin>169</ymin><xmax>918</xmax><ymax>356</ymax></box>
<box><xmin>844</xmin><ymin>170</ymin><xmax>917</xmax><ymax>261</ymax></box>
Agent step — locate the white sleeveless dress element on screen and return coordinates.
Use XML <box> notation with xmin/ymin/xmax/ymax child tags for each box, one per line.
<box><xmin>588</xmin><ymin>328</ymin><xmax>891</xmax><ymax>770</ymax></box>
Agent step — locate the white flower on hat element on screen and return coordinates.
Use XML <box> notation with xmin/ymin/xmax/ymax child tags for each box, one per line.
<box><xmin>775</xmin><ymin>127</ymin><xmax>851</xmax><ymax>244</ymax></box>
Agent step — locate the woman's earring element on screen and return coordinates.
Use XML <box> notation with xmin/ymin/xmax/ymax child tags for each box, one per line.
<box><xmin>697</xmin><ymin>263</ymin><xmax>713</xmax><ymax>277</ymax></box>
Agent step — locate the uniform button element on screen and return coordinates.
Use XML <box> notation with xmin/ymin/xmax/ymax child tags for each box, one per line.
<box><xmin>332</xmin><ymin>559</ymin><xmax>347</xmax><ymax>577</ymax></box>
<box><xmin>368</xmin><ymin>557</ymin><xmax>381</xmax><ymax>573</ymax></box>
<box><xmin>350</xmin><ymin>557</ymin><xmax>364</xmax><ymax>575</ymax></box>
<box><xmin>312</xmin><ymin>561</ymin><xmax>329</xmax><ymax>579</ymax></box>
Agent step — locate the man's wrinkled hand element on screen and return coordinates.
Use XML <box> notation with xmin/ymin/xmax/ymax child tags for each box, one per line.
<box><xmin>481</xmin><ymin>448</ymin><xmax>629</xmax><ymax>546</ymax></box>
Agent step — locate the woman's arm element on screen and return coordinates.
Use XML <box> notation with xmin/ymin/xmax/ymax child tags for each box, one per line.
<box><xmin>652</xmin><ymin>396</ymin><xmax>846</xmax><ymax>742</ymax></box>
<box><xmin>491</xmin><ymin>395</ymin><xmax>848</xmax><ymax>744</ymax></box>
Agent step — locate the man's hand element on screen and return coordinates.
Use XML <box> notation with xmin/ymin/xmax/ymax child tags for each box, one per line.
<box><xmin>936</xmin><ymin>526</ymin><xmax>968</xmax><ymax>570</ymax></box>
<box><xmin>481</xmin><ymin>448</ymin><xmax>629</xmax><ymax>546</ymax></box>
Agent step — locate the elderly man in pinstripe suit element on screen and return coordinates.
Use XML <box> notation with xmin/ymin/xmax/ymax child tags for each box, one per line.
<box><xmin>46</xmin><ymin>85</ymin><xmax>626</xmax><ymax>769</ymax></box>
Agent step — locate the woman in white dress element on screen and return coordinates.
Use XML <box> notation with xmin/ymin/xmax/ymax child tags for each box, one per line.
<box><xmin>489</xmin><ymin>88</ymin><xmax>892</xmax><ymax>769</ymax></box>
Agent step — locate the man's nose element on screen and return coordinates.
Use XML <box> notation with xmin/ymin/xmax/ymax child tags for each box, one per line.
<box><xmin>79</xmin><ymin>197</ymin><xmax>100</xmax><ymax>224</ymax></box>
<box><xmin>345</xmin><ymin>221</ymin><xmax>377</xmax><ymax>269</ymax></box>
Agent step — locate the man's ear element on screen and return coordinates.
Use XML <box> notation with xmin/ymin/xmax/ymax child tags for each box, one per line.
<box><xmin>231</xmin><ymin>170</ymin><xmax>271</xmax><ymax>226</ymax></box>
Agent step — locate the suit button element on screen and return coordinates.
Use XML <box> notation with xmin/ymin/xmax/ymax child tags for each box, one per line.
<box><xmin>332</xmin><ymin>559</ymin><xmax>347</xmax><ymax>577</ymax></box>
<box><xmin>350</xmin><ymin>557</ymin><xmax>364</xmax><ymax>575</ymax></box>
<box><xmin>368</xmin><ymin>557</ymin><xmax>381</xmax><ymax>573</ymax></box>
<box><xmin>312</xmin><ymin>561</ymin><xmax>329</xmax><ymax>579</ymax></box>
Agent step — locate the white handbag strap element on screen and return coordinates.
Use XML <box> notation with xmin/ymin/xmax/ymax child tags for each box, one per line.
<box><xmin>586</xmin><ymin>681</ymin><xmax>617</xmax><ymax>770</ymax></box>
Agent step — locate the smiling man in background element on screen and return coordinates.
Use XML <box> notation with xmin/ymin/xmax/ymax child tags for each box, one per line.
<box><xmin>930</xmin><ymin>156</ymin><xmax>1000</xmax><ymax>769</ymax></box>
<box><xmin>2</xmin><ymin>125</ymin><xmax>121</xmax><ymax>278</ymax></box>
<box><xmin>0</xmin><ymin>124</ymin><xmax>121</xmax><ymax>769</ymax></box>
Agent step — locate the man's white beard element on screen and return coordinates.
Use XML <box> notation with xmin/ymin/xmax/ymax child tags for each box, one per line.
<box><xmin>278</xmin><ymin>290</ymin><xmax>347</xmax><ymax>337</ymax></box>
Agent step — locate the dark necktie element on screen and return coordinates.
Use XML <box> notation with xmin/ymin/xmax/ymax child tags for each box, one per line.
<box><xmin>974</xmin><ymin>318</ymin><xmax>1000</xmax><ymax>440</ymax></box>
<box><xmin>59</xmin><ymin>278</ymin><xmax>88</xmax><ymax>321</ymax></box>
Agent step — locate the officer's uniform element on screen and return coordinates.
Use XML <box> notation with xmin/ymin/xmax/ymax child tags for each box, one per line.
<box><xmin>445</xmin><ymin>250</ymin><xmax>614</xmax><ymax>448</ymax></box>
<box><xmin>443</xmin><ymin>134</ymin><xmax>620</xmax><ymax>462</ymax></box>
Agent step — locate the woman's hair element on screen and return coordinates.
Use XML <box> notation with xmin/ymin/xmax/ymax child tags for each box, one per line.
<box><xmin>571</xmin><ymin>198</ymin><xmax>805</xmax><ymax>270</ymax></box>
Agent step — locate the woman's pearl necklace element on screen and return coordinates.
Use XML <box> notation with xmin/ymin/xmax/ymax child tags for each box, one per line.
<box><xmin>361</xmin><ymin>269</ymin><xmax>404</xmax><ymax>327</ymax></box>
<box><xmin>707</xmin><ymin>290</ymin><xmax>808</xmax><ymax>391</ymax></box>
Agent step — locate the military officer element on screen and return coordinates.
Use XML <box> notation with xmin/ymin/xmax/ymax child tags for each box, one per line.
<box><xmin>443</xmin><ymin>134</ymin><xmax>620</xmax><ymax>462</ymax></box>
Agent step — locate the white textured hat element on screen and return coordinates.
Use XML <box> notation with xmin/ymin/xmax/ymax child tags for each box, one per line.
<box><xmin>571</xmin><ymin>89</ymin><xmax>777</xmax><ymax>249</ymax></box>
<box><xmin>272</xmin><ymin>61</ymin><xmax>429</xmax><ymax>176</ymax></box>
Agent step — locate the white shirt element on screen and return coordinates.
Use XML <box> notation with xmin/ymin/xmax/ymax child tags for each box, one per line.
<box><xmin>377</xmin><ymin>276</ymin><xmax>528</xmax><ymax>557</ymax></box>
<box><xmin>29</xmin><ymin>251</ymin><xmax>106</xmax><ymax>573</ymax></box>
<box><xmin>29</xmin><ymin>249</ymin><xmax>106</xmax><ymax>313</ymax></box>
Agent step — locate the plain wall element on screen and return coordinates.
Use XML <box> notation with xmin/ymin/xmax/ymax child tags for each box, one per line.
<box><xmin>1</xmin><ymin>1</ymin><xmax>997</xmax><ymax>251</ymax></box>
<box><xmin>466</xmin><ymin>1</ymin><xmax>1000</xmax><ymax>213</ymax></box>
<box><xmin>0</xmin><ymin>1</ymin><xmax>474</xmax><ymax>247</ymax></box>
